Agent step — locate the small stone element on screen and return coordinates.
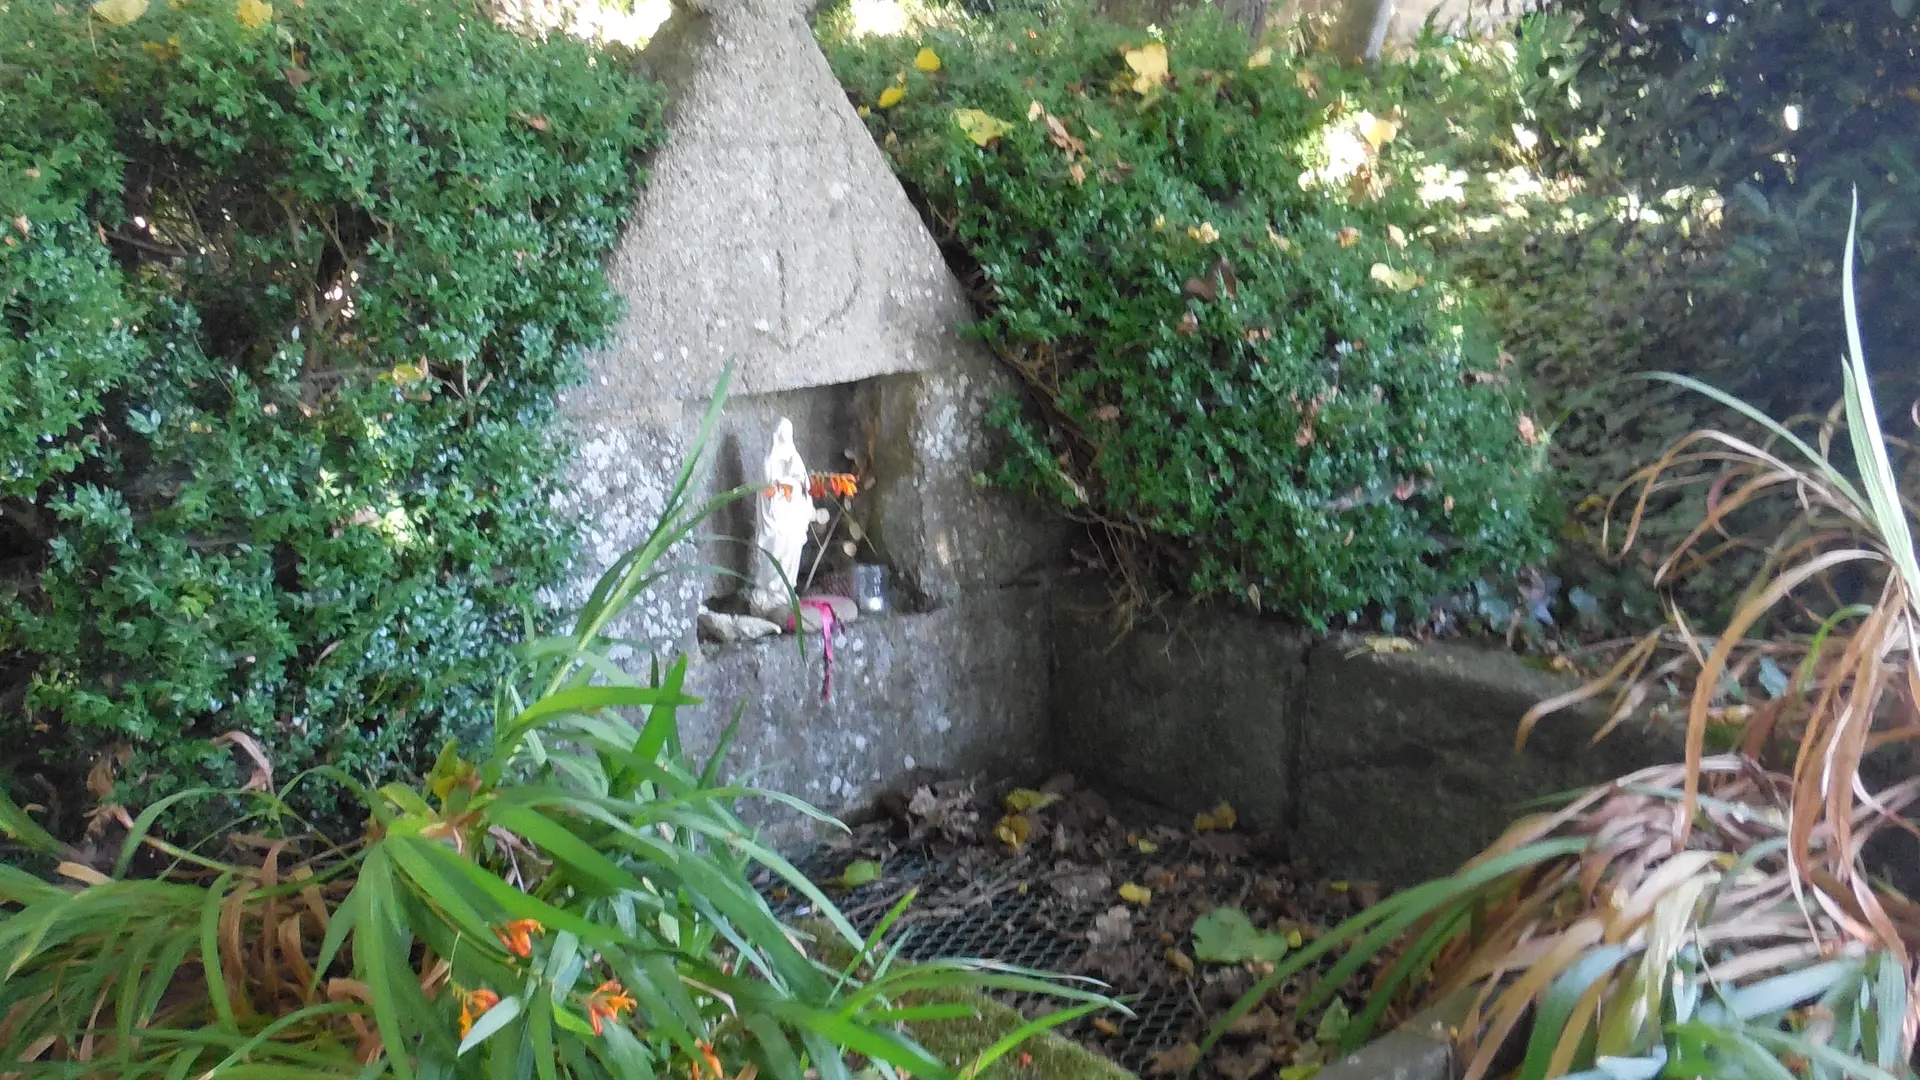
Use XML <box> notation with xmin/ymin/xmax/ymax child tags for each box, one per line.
<box><xmin>732</xmin><ymin>615</ymin><xmax>782</xmax><ymax>640</ymax></box>
<box><xmin>698</xmin><ymin>610</ymin><xmax>743</xmax><ymax>644</ymax></box>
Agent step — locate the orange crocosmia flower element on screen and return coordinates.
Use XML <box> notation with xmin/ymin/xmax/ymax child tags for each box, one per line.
<box><xmin>585</xmin><ymin>979</ymin><xmax>637</xmax><ymax>1037</ymax></box>
<box><xmin>762</xmin><ymin>481</ymin><xmax>796</xmax><ymax>502</ymax></box>
<box><xmin>690</xmin><ymin>1040</ymin><xmax>724</xmax><ymax>1080</ymax></box>
<box><xmin>493</xmin><ymin>919</ymin><xmax>543</xmax><ymax>959</ymax></box>
<box><xmin>459</xmin><ymin>988</ymin><xmax>500</xmax><ymax>1039</ymax></box>
<box><xmin>807</xmin><ymin>473</ymin><xmax>858</xmax><ymax>500</ymax></box>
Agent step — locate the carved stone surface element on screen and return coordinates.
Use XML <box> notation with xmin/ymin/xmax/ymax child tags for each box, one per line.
<box><xmin>569</xmin><ymin>0</ymin><xmax>979</xmax><ymax>415</ymax></box>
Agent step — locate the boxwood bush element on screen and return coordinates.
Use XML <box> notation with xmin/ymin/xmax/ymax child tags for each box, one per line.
<box><xmin>823</xmin><ymin>9</ymin><xmax>1550</xmax><ymax>626</ymax></box>
<box><xmin>0</xmin><ymin>0</ymin><xmax>661</xmax><ymax>836</ymax></box>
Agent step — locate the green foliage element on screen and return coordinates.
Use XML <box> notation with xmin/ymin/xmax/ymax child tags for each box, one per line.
<box><xmin>0</xmin><ymin>0</ymin><xmax>663</xmax><ymax>833</ymax></box>
<box><xmin>822</xmin><ymin>9</ymin><xmax>1550</xmax><ymax>628</ymax></box>
<box><xmin>0</xmin><ymin>381</ymin><xmax>1121</xmax><ymax>1079</ymax></box>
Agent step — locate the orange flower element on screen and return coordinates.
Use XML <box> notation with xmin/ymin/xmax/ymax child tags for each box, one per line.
<box><xmin>761</xmin><ymin>482</ymin><xmax>796</xmax><ymax>501</ymax></box>
<box><xmin>690</xmin><ymin>1040</ymin><xmax>724</xmax><ymax>1080</ymax></box>
<box><xmin>806</xmin><ymin>472</ymin><xmax>858</xmax><ymax>500</ymax></box>
<box><xmin>494</xmin><ymin>918</ymin><xmax>543</xmax><ymax>959</ymax></box>
<box><xmin>585</xmin><ymin>979</ymin><xmax>636</xmax><ymax>1037</ymax></box>
<box><xmin>459</xmin><ymin>988</ymin><xmax>500</xmax><ymax>1039</ymax></box>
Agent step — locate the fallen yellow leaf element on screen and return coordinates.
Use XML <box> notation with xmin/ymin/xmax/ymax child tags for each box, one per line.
<box><xmin>1286</xmin><ymin>928</ymin><xmax>1305</xmax><ymax>948</ymax></box>
<box><xmin>1165</xmin><ymin>948</ymin><xmax>1195</xmax><ymax>975</ymax></box>
<box><xmin>1118</xmin><ymin>882</ymin><xmax>1152</xmax><ymax>904</ymax></box>
<box><xmin>1003</xmin><ymin>788</ymin><xmax>1059</xmax><ymax>813</ymax></box>
<box><xmin>1267</xmin><ymin>225</ymin><xmax>1293</xmax><ymax>251</ymax></box>
<box><xmin>1336</xmin><ymin>226</ymin><xmax>1361</xmax><ymax>248</ymax></box>
<box><xmin>994</xmin><ymin>813</ymin><xmax>1033</xmax><ymax>850</ymax></box>
<box><xmin>1124</xmin><ymin>41</ymin><xmax>1169</xmax><ymax>94</ymax></box>
<box><xmin>1356</xmin><ymin>110</ymin><xmax>1399</xmax><ymax>150</ymax></box>
<box><xmin>235</xmin><ymin>0</ymin><xmax>271</xmax><ymax>29</ymax></box>
<box><xmin>1247</xmin><ymin>46</ymin><xmax>1273</xmax><ymax>68</ymax></box>
<box><xmin>1330</xmin><ymin>880</ymin><xmax>1350</xmax><ymax>893</ymax></box>
<box><xmin>1369</xmin><ymin>263</ymin><xmax>1421</xmax><ymax>292</ymax></box>
<box><xmin>1136</xmin><ymin>838</ymin><xmax>1158</xmax><ymax>854</ymax></box>
<box><xmin>914</xmin><ymin>46</ymin><xmax>942</xmax><ymax>72</ymax></box>
<box><xmin>1194</xmin><ymin>801</ymin><xmax>1237</xmax><ymax>832</ymax></box>
<box><xmin>1187</xmin><ymin>221</ymin><xmax>1220</xmax><ymax>244</ymax></box>
<box><xmin>878</xmin><ymin>85</ymin><xmax>906</xmax><ymax>109</ymax></box>
<box><xmin>91</xmin><ymin>0</ymin><xmax>148</xmax><ymax>25</ymax></box>
<box><xmin>953</xmin><ymin>108</ymin><xmax>1012</xmax><ymax>147</ymax></box>
<box><xmin>1028</xmin><ymin>100</ymin><xmax>1045</xmax><ymax>121</ymax></box>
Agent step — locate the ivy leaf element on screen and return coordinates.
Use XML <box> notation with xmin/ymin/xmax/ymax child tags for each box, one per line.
<box><xmin>91</xmin><ymin>0</ymin><xmax>149</xmax><ymax>26</ymax></box>
<box><xmin>1192</xmin><ymin>907</ymin><xmax>1292</xmax><ymax>963</ymax></box>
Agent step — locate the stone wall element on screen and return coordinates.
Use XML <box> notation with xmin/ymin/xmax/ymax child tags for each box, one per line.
<box><xmin>1048</xmin><ymin>584</ymin><xmax>1683</xmax><ymax>885</ymax></box>
<box><xmin>558</xmin><ymin>0</ymin><xmax>1059</xmax><ymax>836</ymax></box>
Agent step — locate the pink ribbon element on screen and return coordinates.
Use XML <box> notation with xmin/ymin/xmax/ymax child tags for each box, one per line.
<box><xmin>796</xmin><ymin>598</ymin><xmax>837</xmax><ymax>701</ymax></box>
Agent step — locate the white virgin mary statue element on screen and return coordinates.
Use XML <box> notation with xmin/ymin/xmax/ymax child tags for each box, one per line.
<box><xmin>749</xmin><ymin>419</ymin><xmax>814</xmax><ymax>621</ymax></box>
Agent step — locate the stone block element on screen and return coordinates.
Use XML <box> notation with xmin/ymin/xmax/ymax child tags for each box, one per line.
<box><xmin>675</xmin><ymin>586</ymin><xmax>1053</xmax><ymax>845</ymax></box>
<box><xmin>1048</xmin><ymin>585</ymin><xmax>1310</xmax><ymax>832</ymax></box>
<box><xmin>859</xmin><ymin>359</ymin><xmax>1064</xmax><ymax>604</ymax></box>
<box><xmin>1295</xmin><ymin>637</ymin><xmax>1681</xmax><ymax>886</ymax></box>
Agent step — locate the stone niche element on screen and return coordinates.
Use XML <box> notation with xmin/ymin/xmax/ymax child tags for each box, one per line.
<box><xmin>554</xmin><ymin>0</ymin><xmax>1060</xmax><ymax>837</ymax></box>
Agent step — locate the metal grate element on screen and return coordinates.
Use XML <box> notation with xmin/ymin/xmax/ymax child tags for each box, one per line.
<box><xmin>758</xmin><ymin>849</ymin><xmax>1208</xmax><ymax>1075</ymax></box>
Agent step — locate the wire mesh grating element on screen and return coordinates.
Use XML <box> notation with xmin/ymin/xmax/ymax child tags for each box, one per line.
<box><xmin>756</xmin><ymin>848</ymin><xmax>1205</xmax><ymax>1075</ymax></box>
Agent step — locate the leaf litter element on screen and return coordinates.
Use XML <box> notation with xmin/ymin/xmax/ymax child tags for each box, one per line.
<box><xmin>781</xmin><ymin>772</ymin><xmax>1401</xmax><ymax>1078</ymax></box>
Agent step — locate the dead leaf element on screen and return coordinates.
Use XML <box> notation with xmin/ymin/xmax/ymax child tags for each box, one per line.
<box><xmin>879</xmin><ymin>85</ymin><xmax>906</xmax><ymax>109</ymax></box>
<box><xmin>1117</xmin><ymin>882</ymin><xmax>1151</xmax><ymax>904</ymax></box>
<box><xmin>1247</xmin><ymin>46</ymin><xmax>1273</xmax><ymax>68</ymax></box>
<box><xmin>1164</xmin><ymin>947</ymin><xmax>1195</xmax><ymax>975</ymax></box>
<box><xmin>1194</xmin><ymin>801</ymin><xmax>1237</xmax><ymax>832</ymax></box>
<box><xmin>1028</xmin><ymin>100</ymin><xmax>1045</xmax><ymax>120</ymax></box>
<box><xmin>57</xmin><ymin>861</ymin><xmax>110</xmax><ymax>886</ymax></box>
<box><xmin>10</xmin><ymin>216</ymin><xmax>28</xmax><ymax>239</ymax></box>
<box><xmin>1393</xmin><ymin>477</ymin><xmax>1416</xmax><ymax>501</ymax></box>
<box><xmin>514</xmin><ymin>111</ymin><xmax>550</xmax><ymax>132</ymax></box>
<box><xmin>994</xmin><ymin>812</ymin><xmax>1033</xmax><ymax>850</ymax></box>
<box><xmin>1336</xmin><ymin>226</ymin><xmax>1361</xmax><ymax>248</ymax></box>
<box><xmin>1217</xmin><ymin>1048</ymin><xmax>1275</xmax><ymax>1080</ymax></box>
<box><xmin>914</xmin><ymin>46</ymin><xmax>942</xmax><ymax>72</ymax></box>
<box><xmin>1187</xmin><ymin>221</ymin><xmax>1220</xmax><ymax>244</ymax></box>
<box><xmin>1517</xmin><ymin>413</ymin><xmax>1541</xmax><ymax>446</ymax></box>
<box><xmin>1183</xmin><ymin>276</ymin><xmax>1218</xmax><ymax>302</ymax></box>
<box><xmin>1092</xmin><ymin>1016</ymin><xmax>1122</xmax><ymax>1037</ymax></box>
<box><xmin>1045</xmin><ymin>114</ymin><xmax>1085</xmax><ymax>155</ymax></box>
<box><xmin>1388</xmin><ymin>224</ymin><xmax>1407</xmax><ymax>248</ymax></box>
<box><xmin>91</xmin><ymin>0</ymin><xmax>148</xmax><ymax>25</ymax></box>
<box><xmin>214</xmin><ymin>731</ymin><xmax>274</xmax><ymax>791</ymax></box>
<box><xmin>1228</xmin><ymin>1007</ymin><xmax>1283</xmax><ymax>1037</ymax></box>
<box><xmin>1091</xmin><ymin>404</ymin><xmax>1121</xmax><ymax>422</ymax></box>
<box><xmin>953</xmin><ymin>108</ymin><xmax>1012</xmax><ymax>147</ymax></box>
<box><xmin>234</xmin><ymin>0</ymin><xmax>271</xmax><ymax>29</ymax></box>
<box><xmin>1176</xmin><ymin>312</ymin><xmax>1199</xmax><ymax>335</ymax></box>
<box><xmin>1069</xmin><ymin>161</ymin><xmax>1086</xmax><ymax>185</ymax></box>
<box><xmin>1124</xmin><ymin>42</ymin><xmax>1169</xmax><ymax>94</ymax></box>
<box><xmin>1295</xmin><ymin>420</ymin><xmax>1315</xmax><ymax>447</ymax></box>
<box><xmin>86</xmin><ymin>756</ymin><xmax>116</xmax><ymax>800</ymax></box>
<box><xmin>1089</xmin><ymin>905</ymin><xmax>1132</xmax><ymax>945</ymax></box>
<box><xmin>1369</xmin><ymin>263</ymin><xmax>1421</xmax><ymax>291</ymax></box>
<box><xmin>1003</xmin><ymin>788</ymin><xmax>1059</xmax><ymax>813</ymax></box>
<box><xmin>1149</xmin><ymin>1044</ymin><xmax>1201</xmax><ymax>1076</ymax></box>
<box><xmin>284</xmin><ymin>66</ymin><xmax>313</xmax><ymax>89</ymax></box>
<box><xmin>1352</xmin><ymin>636</ymin><xmax>1415</xmax><ymax>657</ymax></box>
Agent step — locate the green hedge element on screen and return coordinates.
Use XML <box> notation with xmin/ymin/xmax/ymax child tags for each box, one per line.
<box><xmin>823</xmin><ymin>9</ymin><xmax>1550</xmax><ymax>626</ymax></box>
<box><xmin>0</xmin><ymin>0</ymin><xmax>661</xmax><ymax>835</ymax></box>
